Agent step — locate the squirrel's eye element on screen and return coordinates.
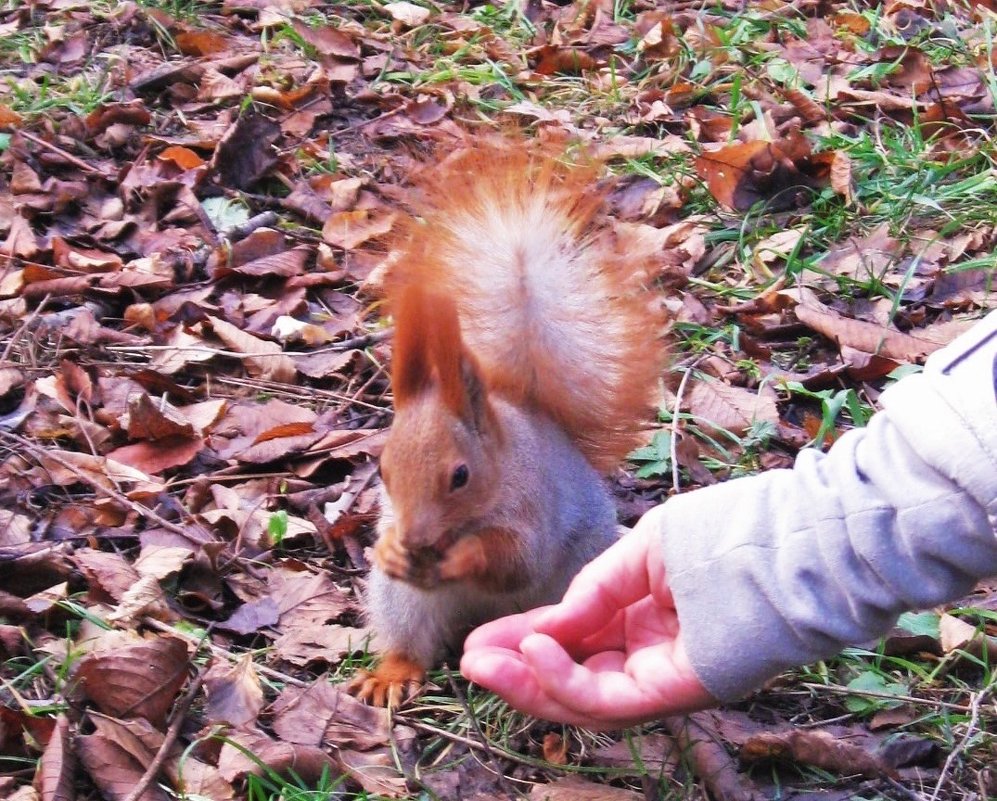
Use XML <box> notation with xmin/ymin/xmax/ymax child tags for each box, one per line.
<box><xmin>450</xmin><ymin>464</ymin><xmax>470</xmax><ymax>491</ymax></box>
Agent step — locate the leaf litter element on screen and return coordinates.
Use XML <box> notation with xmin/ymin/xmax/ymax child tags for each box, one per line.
<box><xmin>0</xmin><ymin>0</ymin><xmax>995</xmax><ymax>800</ymax></box>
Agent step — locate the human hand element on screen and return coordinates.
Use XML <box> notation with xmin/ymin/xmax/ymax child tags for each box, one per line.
<box><xmin>460</xmin><ymin>506</ymin><xmax>717</xmax><ymax>729</ymax></box>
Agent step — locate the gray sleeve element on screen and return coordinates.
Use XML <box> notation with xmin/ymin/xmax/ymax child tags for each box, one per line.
<box><xmin>659</xmin><ymin>311</ymin><xmax>997</xmax><ymax>702</ymax></box>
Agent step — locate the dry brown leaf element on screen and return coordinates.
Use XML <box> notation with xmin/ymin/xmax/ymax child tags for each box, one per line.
<box><xmin>0</xmin><ymin>510</ymin><xmax>31</xmax><ymax>547</ymax></box>
<box><xmin>204</xmin><ymin>653</ymin><xmax>264</xmax><ymax>728</ymax></box>
<box><xmin>695</xmin><ymin>137</ymin><xmax>817</xmax><ymax>212</ymax></box>
<box><xmin>217</xmin><ymin>596</ymin><xmax>280</xmax><ymax>636</ymax></box>
<box><xmin>217</xmin><ymin>729</ymin><xmax>340</xmax><ymax>786</ymax></box>
<box><xmin>150</xmin><ymin>327</ymin><xmax>216</xmax><ymax>375</ymax></box>
<box><xmin>817</xmin><ymin>224</ymin><xmax>902</xmax><ymax>280</ymax></box>
<box><xmin>593</xmin><ymin>733</ymin><xmax>680</xmax><ymax>771</ymax></box>
<box><xmin>273</xmin><ymin>624</ymin><xmax>371</xmax><ymax>666</ymax></box>
<box><xmin>210</xmin><ymin>113</ymin><xmax>281</xmax><ymax>191</ymax></box>
<box><xmin>230</xmin><ymin>245</ymin><xmax>310</xmax><ymax>278</ymax></box>
<box><xmin>740</xmin><ymin>728</ymin><xmax>894</xmax><ymax>779</ymax></box>
<box><xmin>76</xmin><ymin>729</ymin><xmax>170</xmax><ymax>801</ymax></box>
<box><xmin>203</xmin><ymin>315</ymin><xmax>297</xmax><ymax>383</ymax></box>
<box><xmin>34</xmin><ymin>713</ymin><xmax>74</xmax><ymax>801</ymax></box>
<box><xmin>271</xmin><ymin>679</ymin><xmax>407</xmax><ymax>752</ymax></box>
<box><xmin>753</xmin><ymin>227</ymin><xmax>805</xmax><ymax>267</ymax></box>
<box><xmin>533</xmin><ymin>45</ymin><xmax>599</xmax><ymax>75</ymax></box>
<box><xmin>105</xmin><ymin>436</ymin><xmax>205</xmax><ymax>475</ymax></box>
<box><xmin>528</xmin><ymin>776</ymin><xmax>643</xmax><ymax>800</ymax></box>
<box><xmin>829</xmin><ymin>150</ymin><xmax>853</xmax><ymax>204</ymax></box>
<box><xmin>125</xmin><ymin>393</ymin><xmax>196</xmax><ymax>441</ymax></box>
<box><xmin>76</xmin><ymin>634</ymin><xmax>190</xmax><ymax>727</ymax></box>
<box><xmin>0</xmin><ymin>102</ymin><xmax>23</xmax><ymax>127</ymax></box>
<box><xmin>292</xmin><ymin>20</ymin><xmax>361</xmax><ymax>59</ymax></box>
<box><xmin>271</xmin><ymin>568</ymin><xmax>352</xmax><ymax>629</ymax></box>
<box><xmin>174</xmin><ymin>30</ymin><xmax>233</xmax><ymax>56</ymax></box>
<box><xmin>542</xmin><ymin>732</ymin><xmax>569</xmax><ymax>765</ymax></box>
<box><xmin>133</xmin><ymin>545</ymin><xmax>194</xmax><ymax>580</ymax></box>
<box><xmin>106</xmin><ymin>574</ymin><xmax>172</xmax><ymax>625</ymax></box>
<box><xmin>840</xmin><ymin>345</ymin><xmax>900</xmax><ymax>381</ymax></box>
<box><xmin>688</xmin><ymin>380</ymin><xmax>780</xmax><ymax>437</ymax></box>
<box><xmin>73</xmin><ymin>549</ymin><xmax>141</xmax><ymax>603</ymax></box>
<box><xmin>36</xmin><ymin>450</ymin><xmax>161</xmax><ymax>493</ymax></box>
<box><xmin>939</xmin><ymin>613</ymin><xmax>997</xmax><ymax>660</ymax></box>
<box><xmin>383</xmin><ymin>1</ymin><xmax>431</xmax><ymax>26</ymax></box>
<box><xmin>795</xmin><ymin>302</ymin><xmax>947</xmax><ymax>361</ymax></box>
<box><xmin>322</xmin><ymin>209</ymin><xmax>397</xmax><ymax>250</ymax></box>
<box><xmin>339</xmin><ymin>748</ymin><xmax>409</xmax><ymax>798</ymax></box>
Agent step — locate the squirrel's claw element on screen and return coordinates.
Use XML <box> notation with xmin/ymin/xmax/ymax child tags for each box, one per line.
<box><xmin>348</xmin><ymin>651</ymin><xmax>426</xmax><ymax>708</ymax></box>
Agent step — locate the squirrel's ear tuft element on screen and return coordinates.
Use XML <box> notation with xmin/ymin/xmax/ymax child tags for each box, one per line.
<box><xmin>391</xmin><ymin>286</ymin><xmax>434</xmax><ymax>406</ymax></box>
<box><xmin>391</xmin><ymin>286</ymin><xmax>473</xmax><ymax>416</ymax></box>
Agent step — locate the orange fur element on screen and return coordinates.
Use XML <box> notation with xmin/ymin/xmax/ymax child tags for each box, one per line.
<box><xmin>385</xmin><ymin>141</ymin><xmax>664</xmax><ymax>471</ymax></box>
<box><xmin>390</xmin><ymin>287</ymin><xmax>454</xmax><ymax>409</ymax></box>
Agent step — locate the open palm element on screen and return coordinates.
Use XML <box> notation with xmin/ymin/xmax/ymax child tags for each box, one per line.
<box><xmin>460</xmin><ymin>507</ymin><xmax>716</xmax><ymax>729</ymax></box>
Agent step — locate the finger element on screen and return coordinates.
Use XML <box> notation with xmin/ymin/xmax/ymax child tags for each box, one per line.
<box><xmin>534</xmin><ymin>530</ymin><xmax>653</xmax><ymax>641</ymax></box>
<box><xmin>463</xmin><ymin>607</ymin><xmax>552</xmax><ymax>652</ymax></box>
<box><xmin>459</xmin><ymin>647</ymin><xmax>626</xmax><ymax>728</ymax></box>
<box><xmin>521</xmin><ymin>633</ymin><xmax>686</xmax><ymax>724</ymax></box>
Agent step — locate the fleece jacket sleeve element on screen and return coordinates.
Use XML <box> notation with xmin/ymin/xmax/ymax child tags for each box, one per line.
<box><xmin>659</xmin><ymin>310</ymin><xmax>997</xmax><ymax>702</ymax></box>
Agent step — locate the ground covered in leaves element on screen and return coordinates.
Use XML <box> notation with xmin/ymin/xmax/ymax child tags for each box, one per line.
<box><xmin>1</xmin><ymin>0</ymin><xmax>995</xmax><ymax>799</ymax></box>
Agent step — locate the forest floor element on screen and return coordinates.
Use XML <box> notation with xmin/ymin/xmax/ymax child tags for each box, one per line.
<box><xmin>0</xmin><ymin>0</ymin><xmax>995</xmax><ymax>799</ymax></box>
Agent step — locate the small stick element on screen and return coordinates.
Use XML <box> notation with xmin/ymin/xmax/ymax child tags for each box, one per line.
<box><xmin>121</xmin><ymin>670</ymin><xmax>206</xmax><ymax>801</ymax></box>
<box><xmin>18</xmin><ymin>130</ymin><xmax>104</xmax><ymax>175</ymax></box>
<box><xmin>444</xmin><ymin>667</ymin><xmax>520</xmax><ymax>797</ymax></box>
<box><xmin>670</xmin><ymin>356</ymin><xmax>705</xmax><ymax>494</ymax></box>
<box><xmin>928</xmin><ymin>677</ymin><xmax>996</xmax><ymax>801</ymax></box>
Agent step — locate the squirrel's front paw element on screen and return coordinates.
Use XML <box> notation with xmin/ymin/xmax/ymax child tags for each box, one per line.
<box><xmin>437</xmin><ymin>535</ymin><xmax>487</xmax><ymax>581</ymax></box>
<box><xmin>374</xmin><ymin>530</ymin><xmax>445</xmax><ymax>588</ymax></box>
<box><xmin>347</xmin><ymin>651</ymin><xmax>426</xmax><ymax>708</ymax></box>
<box><xmin>372</xmin><ymin>531</ymin><xmax>413</xmax><ymax>580</ymax></box>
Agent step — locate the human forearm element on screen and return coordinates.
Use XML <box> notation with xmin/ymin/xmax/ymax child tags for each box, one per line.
<box><xmin>660</xmin><ymin>312</ymin><xmax>997</xmax><ymax>702</ymax></box>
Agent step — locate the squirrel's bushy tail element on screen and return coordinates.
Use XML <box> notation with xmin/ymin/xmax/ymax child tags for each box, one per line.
<box><xmin>386</xmin><ymin>142</ymin><xmax>664</xmax><ymax>472</ymax></box>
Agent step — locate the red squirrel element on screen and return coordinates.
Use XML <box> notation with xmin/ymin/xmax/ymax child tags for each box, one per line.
<box><xmin>349</xmin><ymin>143</ymin><xmax>665</xmax><ymax>707</ymax></box>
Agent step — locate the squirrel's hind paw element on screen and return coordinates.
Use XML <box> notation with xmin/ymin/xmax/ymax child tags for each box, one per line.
<box><xmin>348</xmin><ymin>651</ymin><xmax>425</xmax><ymax>708</ymax></box>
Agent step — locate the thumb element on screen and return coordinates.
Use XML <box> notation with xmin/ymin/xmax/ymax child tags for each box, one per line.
<box><xmin>534</xmin><ymin>527</ymin><xmax>654</xmax><ymax>640</ymax></box>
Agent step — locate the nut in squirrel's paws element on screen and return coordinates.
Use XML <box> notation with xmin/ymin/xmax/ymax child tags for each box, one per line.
<box><xmin>348</xmin><ymin>651</ymin><xmax>425</xmax><ymax>708</ymax></box>
<box><xmin>374</xmin><ymin>529</ymin><xmax>484</xmax><ymax>588</ymax></box>
<box><xmin>373</xmin><ymin>536</ymin><xmax>441</xmax><ymax>589</ymax></box>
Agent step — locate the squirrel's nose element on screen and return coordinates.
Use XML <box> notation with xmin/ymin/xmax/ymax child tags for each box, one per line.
<box><xmin>400</xmin><ymin>519</ymin><xmax>439</xmax><ymax>551</ymax></box>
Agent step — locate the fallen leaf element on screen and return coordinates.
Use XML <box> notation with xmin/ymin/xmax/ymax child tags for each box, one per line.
<box><xmin>740</xmin><ymin>728</ymin><xmax>894</xmax><ymax>779</ymax></box>
<box><xmin>203</xmin><ymin>315</ymin><xmax>297</xmax><ymax>383</ymax></box>
<box><xmin>204</xmin><ymin>654</ymin><xmax>264</xmax><ymax>728</ymax></box>
<box><xmin>695</xmin><ymin>136</ymin><xmax>818</xmax><ymax>212</ymax></box>
<box><xmin>77</xmin><ymin>634</ymin><xmax>190</xmax><ymax>727</ymax></box>
<box><xmin>528</xmin><ymin>776</ymin><xmax>643</xmax><ymax>800</ymax></box>
<box><xmin>687</xmin><ymin>380</ymin><xmax>780</xmax><ymax>437</ymax></box>
<box><xmin>322</xmin><ymin>209</ymin><xmax>397</xmax><ymax>250</ymax></box>
<box><xmin>794</xmin><ymin>301</ymin><xmax>948</xmax><ymax>361</ymax></box>
<box><xmin>383</xmin><ymin>1</ymin><xmax>431</xmax><ymax>26</ymax></box>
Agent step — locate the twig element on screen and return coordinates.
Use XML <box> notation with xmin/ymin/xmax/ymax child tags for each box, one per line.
<box><xmin>334</xmin><ymin>328</ymin><xmax>393</xmax><ymax>351</ymax></box>
<box><xmin>142</xmin><ymin>618</ymin><xmax>309</xmax><ymax>688</ymax></box>
<box><xmin>225</xmin><ymin>211</ymin><xmax>279</xmax><ymax>243</ymax></box>
<box><xmin>17</xmin><ymin>130</ymin><xmax>104</xmax><ymax>175</ymax></box>
<box><xmin>670</xmin><ymin>356</ymin><xmax>706</xmax><ymax>494</ymax></box>
<box><xmin>444</xmin><ymin>667</ymin><xmax>519</xmax><ymax>797</ymax></box>
<box><xmin>799</xmin><ymin>682</ymin><xmax>969</xmax><ymax>712</ymax></box>
<box><xmin>121</xmin><ymin>670</ymin><xmax>206</xmax><ymax>801</ymax></box>
<box><xmin>928</xmin><ymin>676</ymin><xmax>996</xmax><ymax>801</ymax></box>
<box><xmin>400</xmin><ymin>718</ymin><xmax>539</xmax><ymax>770</ymax></box>
<box><xmin>663</xmin><ymin>713</ymin><xmax>767</xmax><ymax>801</ymax></box>
<box><xmin>0</xmin><ymin>292</ymin><xmax>50</xmax><ymax>363</ymax></box>
<box><xmin>0</xmin><ymin>430</ymin><xmax>212</xmax><ymax>543</ymax></box>
<box><xmin>883</xmin><ymin>776</ymin><xmax>929</xmax><ymax>801</ymax></box>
